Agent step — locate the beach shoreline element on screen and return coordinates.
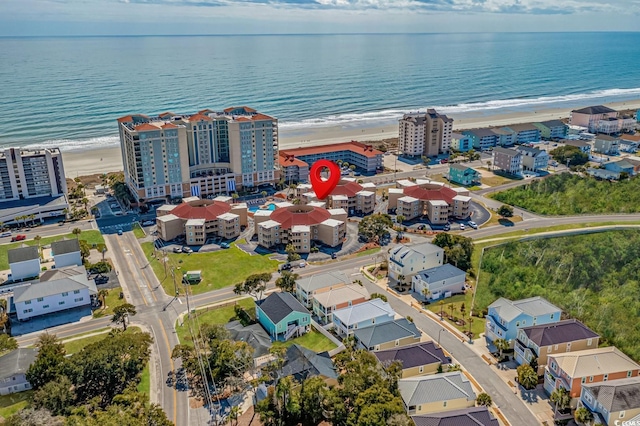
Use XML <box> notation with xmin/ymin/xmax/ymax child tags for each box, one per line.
<box><xmin>61</xmin><ymin>100</ymin><xmax>640</xmax><ymax>178</ymax></box>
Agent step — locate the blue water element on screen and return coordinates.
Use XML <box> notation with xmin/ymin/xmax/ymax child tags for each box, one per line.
<box><xmin>249</xmin><ymin>203</ymin><xmax>277</xmax><ymax>213</ymax></box>
<box><xmin>1</xmin><ymin>32</ymin><xmax>640</xmax><ymax>151</ymax></box>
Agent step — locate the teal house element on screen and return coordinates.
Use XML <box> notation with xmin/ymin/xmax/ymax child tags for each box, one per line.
<box><xmin>256</xmin><ymin>292</ymin><xmax>311</xmax><ymax>341</ymax></box>
<box><xmin>448</xmin><ymin>164</ymin><xmax>480</xmax><ymax>186</ymax></box>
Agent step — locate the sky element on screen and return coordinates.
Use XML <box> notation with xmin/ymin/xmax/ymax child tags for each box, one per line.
<box><xmin>1</xmin><ymin>0</ymin><xmax>639</xmax><ymax>36</ymax></box>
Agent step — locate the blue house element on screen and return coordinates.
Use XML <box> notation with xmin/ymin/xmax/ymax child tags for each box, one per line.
<box><xmin>502</xmin><ymin>123</ymin><xmax>541</xmax><ymax>144</ymax></box>
<box><xmin>462</xmin><ymin>129</ymin><xmax>497</xmax><ymax>151</ymax></box>
<box><xmin>485</xmin><ymin>296</ymin><xmax>561</xmax><ymax>347</ymax></box>
<box><xmin>256</xmin><ymin>292</ymin><xmax>311</xmax><ymax>341</ymax></box>
<box><xmin>604</xmin><ymin>160</ymin><xmax>636</xmax><ymax>176</ymax></box>
<box><xmin>451</xmin><ymin>133</ymin><xmax>473</xmax><ymax>152</ymax></box>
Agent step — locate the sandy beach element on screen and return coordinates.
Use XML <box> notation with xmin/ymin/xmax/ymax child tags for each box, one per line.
<box><xmin>61</xmin><ymin>100</ymin><xmax>640</xmax><ymax>178</ymax></box>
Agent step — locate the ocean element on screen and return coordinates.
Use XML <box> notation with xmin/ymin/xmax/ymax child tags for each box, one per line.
<box><xmin>1</xmin><ymin>32</ymin><xmax>640</xmax><ymax>151</ymax></box>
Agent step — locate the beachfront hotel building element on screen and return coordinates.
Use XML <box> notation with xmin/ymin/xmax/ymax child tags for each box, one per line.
<box><xmin>155</xmin><ymin>196</ymin><xmax>248</xmax><ymax>245</ymax></box>
<box><xmin>387</xmin><ymin>179</ymin><xmax>471</xmax><ymax>224</ymax></box>
<box><xmin>569</xmin><ymin>105</ymin><xmax>635</xmax><ymax>135</ymax></box>
<box><xmin>278</xmin><ymin>141</ymin><xmax>383</xmax><ymax>183</ymax></box>
<box><xmin>398</xmin><ymin>110</ymin><xmax>453</xmax><ymax>157</ymax></box>
<box><xmin>0</xmin><ymin>147</ymin><xmax>69</xmax><ymax>226</ymax></box>
<box><xmin>254</xmin><ymin>203</ymin><xmax>347</xmax><ymax>253</ymax></box>
<box><xmin>117</xmin><ymin>107</ymin><xmax>279</xmax><ymax>204</ymax></box>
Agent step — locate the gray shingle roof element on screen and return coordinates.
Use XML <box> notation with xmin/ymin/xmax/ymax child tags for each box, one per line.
<box><xmin>296</xmin><ymin>271</ymin><xmax>350</xmax><ymax>293</ymax></box>
<box><xmin>8</xmin><ymin>246</ymin><xmax>39</xmax><ymax>264</ymax></box>
<box><xmin>281</xmin><ymin>344</ymin><xmax>337</xmax><ymax>381</ymax></box>
<box><xmin>257</xmin><ymin>292</ymin><xmax>310</xmax><ymax>325</ymax></box>
<box><xmin>583</xmin><ymin>376</ymin><xmax>640</xmax><ymax>412</ymax></box>
<box><xmin>538</xmin><ymin>120</ymin><xmax>566</xmax><ymax>128</ymax></box>
<box><xmin>13</xmin><ymin>266</ymin><xmax>96</xmax><ymax>303</ymax></box>
<box><xmin>572</xmin><ymin>105</ymin><xmax>617</xmax><ymax>115</ymax></box>
<box><xmin>0</xmin><ymin>348</ymin><xmax>38</xmax><ymax>380</ymax></box>
<box><xmin>415</xmin><ymin>264</ymin><xmax>466</xmax><ymax>288</ymax></box>
<box><xmin>504</xmin><ymin>123</ymin><xmax>539</xmax><ymax>132</ymax></box>
<box><xmin>464</xmin><ymin>128</ymin><xmax>496</xmax><ymax>138</ymax></box>
<box><xmin>354</xmin><ymin>318</ymin><xmax>420</xmax><ymax>348</ymax></box>
<box><xmin>51</xmin><ymin>239</ymin><xmax>80</xmax><ymax>256</ymax></box>
<box><xmin>398</xmin><ymin>372</ymin><xmax>476</xmax><ymax>406</ymax></box>
<box><xmin>449</xmin><ymin>164</ymin><xmax>474</xmax><ymax>172</ymax></box>
<box><xmin>374</xmin><ymin>341</ymin><xmax>447</xmax><ymax>369</ymax></box>
<box><xmin>412</xmin><ymin>407</ymin><xmax>499</xmax><ymax>426</ymax></box>
<box><xmin>492</xmin><ymin>147</ymin><xmax>520</xmax><ymax>156</ymax></box>
<box><xmin>489</xmin><ymin>296</ymin><xmax>560</xmax><ymax>322</ymax></box>
<box><xmin>522</xmin><ymin>319</ymin><xmax>599</xmax><ymax>347</ymax></box>
<box><xmin>225</xmin><ymin>320</ymin><xmax>272</xmax><ymax>358</ymax></box>
<box><xmin>516</xmin><ymin>146</ymin><xmax>544</xmax><ymax>155</ymax></box>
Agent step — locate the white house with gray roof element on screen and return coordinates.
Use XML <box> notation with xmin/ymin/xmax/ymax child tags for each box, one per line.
<box><xmin>516</xmin><ymin>146</ymin><xmax>549</xmax><ymax>171</ymax></box>
<box><xmin>295</xmin><ymin>271</ymin><xmax>350</xmax><ymax>308</ymax></box>
<box><xmin>411</xmin><ymin>263</ymin><xmax>466</xmax><ymax>301</ymax></box>
<box><xmin>580</xmin><ymin>376</ymin><xmax>640</xmax><ymax>424</ymax></box>
<box><xmin>8</xmin><ymin>246</ymin><xmax>40</xmax><ymax>282</ymax></box>
<box><xmin>12</xmin><ymin>266</ymin><xmax>97</xmax><ymax>320</ymax></box>
<box><xmin>0</xmin><ymin>348</ymin><xmax>38</xmax><ymax>395</ymax></box>
<box><xmin>485</xmin><ymin>296</ymin><xmax>561</xmax><ymax>346</ymax></box>
<box><xmin>398</xmin><ymin>372</ymin><xmax>476</xmax><ymax>416</ymax></box>
<box><xmin>332</xmin><ymin>298</ymin><xmax>395</xmax><ymax>337</ymax></box>
<box><xmin>51</xmin><ymin>239</ymin><xmax>82</xmax><ymax>269</ymax></box>
<box><xmin>388</xmin><ymin>242</ymin><xmax>444</xmax><ymax>284</ymax></box>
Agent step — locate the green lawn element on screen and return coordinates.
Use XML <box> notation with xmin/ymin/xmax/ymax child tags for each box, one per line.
<box><xmin>426</xmin><ymin>294</ymin><xmax>485</xmax><ymax>338</ymax></box>
<box><xmin>474</xmin><ymin>221</ymin><xmax>640</xmax><ymax>243</ymax></box>
<box><xmin>93</xmin><ymin>286</ymin><xmax>125</xmax><ymax>318</ymax></box>
<box><xmin>63</xmin><ymin>326</ymin><xmax>141</xmax><ymax>355</ymax></box>
<box><xmin>0</xmin><ymin>230</ymin><xmax>104</xmax><ymax>270</ymax></box>
<box><xmin>141</xmin><ymin>241</ymin><xmax>279</xmax><ymax>296</ymax></box>
<box><xmin>132</xmin><ymin>223</ymin><xmax>146</xmax><ymax>239</ymax></box>
<box><xmin>356</xmin><ymin>247</ymin><xmax>382</xmax><ymax>257</ymax></box>
<box><xmin>137</xmin><ymin>363</ymin><xmax>151</xmax><ymax>396</ymax></box>
<box><xmin>176</xmin><ymin>298</ymin><xmax>255</xmax><ymax>345</ymax></box>
<box><xmin>272</xmin><ymin>330</ymin><xmax>337</xmax><ymax>353</ymax></box>
<box><xmin>0</xmin><ymin>391</ymin><xmax>32</xmax><ymax>419</ymax></box>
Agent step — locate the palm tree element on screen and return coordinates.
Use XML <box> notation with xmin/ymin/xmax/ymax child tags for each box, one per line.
<box><xmin>574</xmin><ymin>407</ymin><xmax>593</xmax><ymax>425</ymax></box>
<box><xmin>228</xmin><ymin>405</ymin><xmax>240</xmax><ymax>426</ymax></box>
<box><xmin>397</xmin><ymin>274</ymin><xmax>405</xmax><ymax>289</ymax></box>
<box><xmin>81</xmin><ymin>197</ymin><xmax>89</xmax><ymax>213</ymax></box>
<box><xmin>439</xmin><ymin>300</ymin><xmax>445</xmax><ymax>319</ymax></box>
<box><xmin>98</xmin><ymin>289</ymin><xmax>109</xmax><ymax>310</ymax></box>
<box><xmin>448</xmin><ymin>303</ymin><xmax>455</xmax><ymax>319</ymax></box>
<box><xmin>72</xmin><ymin>228</ymin><xmax>82</xmax><ymax>240</ymax></box>
<box><xmin>487</xmin><ymin>160</ymin><xmax>492</xmax><ymax>171</ymax></box>
<box><xmin>494</xmin><ymin>338</ymin><xmax>510</xmax><ymax>361</ymax></box>
<box><xmin>261</xmin><ymin>190</ymin><xmax>267</xmax><ymax>199</ymax></box>
<box><xmin>34</xmin><ymin>235</ymin><xmax>42</xmax><ymax>257</ymax></box>
<box><xmin>112</xmin><ymin>303</ymin><xmax>136</xmax><ymax>331</ymax></box>
<box><xmin>421</xmin><ymin>287</ymin><xmax>431</xmax><ymax>302</ymax></box>
<box><xmin>460</xmin><ymin>302</ymin><xmax>466</xmax><ymax>318</ymax></box>
<box><xmin>517</xmin><ymin>364</ymin><xmax>538</xmax><ymax>390</ymax></box>
<box><xmin>476</xmin><ymin>392</ymin><xmax>492</xmax><ymax>407</ymax></box>
<box><xmin>550</xmin><ymin>387</ymin><xmax>571</xmax><ymax>418</ymax></box>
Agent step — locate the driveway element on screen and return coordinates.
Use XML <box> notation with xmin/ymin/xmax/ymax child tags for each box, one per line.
<box><xmin>11</xmin><ymin>306</ymin><xmax>94</xmax><ymax>336</ymax></box>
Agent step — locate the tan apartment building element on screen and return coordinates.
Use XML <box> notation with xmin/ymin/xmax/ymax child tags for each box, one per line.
<box><xmin>155</xmin><ymin>196</ymin><xmax>247</xmax><ymax>244</ymax></box>
<box><xmin>374</xmin><ymin>341</ymin><xmax>448</xmax><ymax>378</ymax></box>
<box><xmin>255</xmin><ymin>205</ymin><xmax>346</xmax><ymax>253</ymax></box>
<box><xmin>117</xmin><ymin>106</ymin><xmax>279</xmax><ymax>204</ymax></box>
<box><xmin>312</xmin><ymin>284</ymin><xmax>370</xmax><ymax>324</ymax></box>
<box><xmin>570</xmin><ymin>105</ymin><xmax>635</xmax><ymax>134</ymax></box>
<box><xmin>515</xmin><ymin>319</ymin><xmax>600</xmax><ymax>375</ymax></box>
<box><xmin>388</xmin><ymin>179</ymin><xmax>471</xmax><ymax>223</ymax></box>
<box><xmin>399</xmin><ymin>110</ymin><xmax>453</xmax><ymax>157</ymax></box>
<box><xmin>295</xmin><ymin>179</ymin><xmax>376</xmax><ymax>216</ymax></box>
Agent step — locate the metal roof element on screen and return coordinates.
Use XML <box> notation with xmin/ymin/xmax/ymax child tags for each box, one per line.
<box><xmin>296</xmin><ymin>271</ymin><xmax>350</xmax><ymax>293</ymax></box>
<box><xmin>333</xmin><ymin>298</ymin><xmax>395</xmax><ymax>326</ymax></box>
<box><xmin>583</xmin><ymin>376</ymin><xmax>640</xmax><ymax>413</ymax></box>
<box><xmin>522</xmin><ymin>319</ymin><xmax>599</xmax><ymax>347</ymax></box>
<box><xmin>354</xmin><ymin>318</ymin><xmax>420</xmax><ymax>348</ymax></box>
<box><xmin>412</xmin><ymin>407</ymin><xmax>499</xmax><ymax>426</ymax></box>
<box><xmin>0</xmin><ymin>348</ymin><xmax>38</xmax><ymax>380</ymax></box>
<box><xmin>551</xmin><ymin>347</ymin><xmax>640</xmax><ymax>378</ymax></box>
<box><xmin>374</xmin><ymin>341</ymin><xmax>447</xmax><ymax>369</ymax></box>
<box><xmin>488</xmin><ymin>296</ymin><xmax>560</xmax><ymax>322</ymax></box>
<box><xmin>398</xmin><ymin>372</ymin><xmax>476</xmax><ymax>407</ymax></box>
<box><xmin>51</xmin><ymin>239</ymin><xmax>80</xmax><ymax>256</ymax></box>
<box><xmin>415</xmin><ymin>264</ymin><xmax>466</xmax><ymax>290</ymax></box>
<box><xmin>13</xmin><ymin>266</ymin><xmax>96</xmax><ymax>303</ymax></box>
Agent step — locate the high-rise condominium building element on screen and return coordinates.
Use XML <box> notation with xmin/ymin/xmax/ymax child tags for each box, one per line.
<box><xmin>0</xmin><ymin>147</ymin><xmax>67</xmax><ymax>202</ymax></box>
<box><xmin>398</xmin><ymin>109</ymin><xmax>453</xmax><ymax>157</ymax></box>
<box><xmin>117</xmin><ymin>106</ymin><xmax>279</xmax><ymax>203</ymax></box>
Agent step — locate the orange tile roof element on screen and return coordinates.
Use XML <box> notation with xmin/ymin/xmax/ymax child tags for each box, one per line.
<box><xmin>621</xmin><ymin>133</ymin><xmax>640</xmax><ymax>142</ymax></box>
<box><xmin>188</xmin><ymin>114</ymin><xmax>212</xmax><ymax>122</ymax></box>
<box><xmin>235</xmin><ymin>117</ymin><xmax>251</xmax><ymax>122</ymax></box>
<box><xmin>331</xmin><ymin>180</ymin><xmax>364</xmax><ymax>197</ymax></box>
<box><xmin>171</xmin><ymin>200</ymin><xmax>232</xmax><ymax>221</ymax></box>
<box><xmin>117</xmin><ymin>115</ymin><xmax>133</xmax><ymax>123</ymax></box>
<box><xmin>279</xmin><ymin>153</ymin><xmax>308</xmax><ymax>168</ymax></box>
<box><xmin>161</xmin><ymin>123</ymin><xmax>178</xmax><ymax>129</ymax></box>
<box><xmin>270</xmin><ymin>205</ymin><xmax>331</xmax><ymax>230</ymax></box>
<box><xmin>224</xmin><ymin>106</ymin><xmax>257</xmax><ymax>113</ymax></box>
<box><xmin>252</xmin><ymin>113</ymin><xmax>275</xmax><ymax>121</ymax></box>
<box><xmin>198</xmin><ymin>109</ymin><xmax>215</xmax><ymax>115</ymax></box>
<box><xmin>134</xmin><ymin>123</ymin><xmax>160</xmax><ymax>132</ymax></box>
<box><xmin>158</xmin><ymin>112</ymin><xmax>175</xmax><ymax>118</ymax></box>
<box><xmin>280</xmin><ymin>141</ymin><xmax>383</xmax><ymax>159</ymax></box>
<box><xmin>404</xmin><ymin>185</ymin><xmax>457</xmax><ymax>204</ymax></box>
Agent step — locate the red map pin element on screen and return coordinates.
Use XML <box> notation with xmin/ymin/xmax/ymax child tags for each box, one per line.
<box><xmin>310</xmin><ymin>159</ymin><xmax>340</xmax><ymax>200</ymax></box>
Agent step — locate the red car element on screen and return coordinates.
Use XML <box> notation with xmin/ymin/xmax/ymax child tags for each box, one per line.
<box><xmin>11</xmin><ymin>234</ymin><xmax>26</xmax><ymax>242</ymax></box>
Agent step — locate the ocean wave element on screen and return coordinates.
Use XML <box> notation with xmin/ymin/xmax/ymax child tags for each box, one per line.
<box><xmin>279</xmin><ymin>87</ymin><xmax>640</xmax><ymax>130</ymax></box>
<box><xmin>22</xmin><ymin>135</ymin><xmax>120</xmax><ymax>152</ymax></box>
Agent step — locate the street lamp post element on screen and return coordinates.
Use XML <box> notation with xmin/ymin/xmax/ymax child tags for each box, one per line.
<box><xmin>437</xmin><ymin>328</ymin><xmax>445</xmax><ymax>348</ymax></box>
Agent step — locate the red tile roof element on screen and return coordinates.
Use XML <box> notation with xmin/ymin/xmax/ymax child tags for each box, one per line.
<box><xmin>188</xmin><ymin>114</ymin><xmax>212</xmax><ymax>122</ymax></box>
<box><xmin>117</xmin><ymin>115</ymin><xmax>133</xmax><ymax>123</ymax></box>
<box><xmin>158</xmin><ymin>112</ymin><xmax>175</xmax><ymax>118</ymax></box>
<box><xmin>170</xmin><ymin>200</ymin><xmax>232</xmax><ymax>221</ymax></box>
<box><xmin>235</xmin><ymin>117</ymin><xmax>251</xmax><ymax>122</ymax></box>
<box><xmin>224</xmin><ymin>106</ymin><xmax>257</xmax><ymax>113</ymax></box>
<box><xmin>404</xmin><ymin>185</ymin><xmax>458</xmax><ymax>204</ymax></box>
<box><xmin>621</xmin><ymin>133</ymin><xmax>640</xmax><ymax>142</ymax></box>
<box><xmin>198</xmin><ymin>109</ymin><xmax>215</xmax><ymax>115</ymax></box>
<box><xmin>161</xmin><ymin>123</ymin><xmax>178</xmax><ymax>129</ymax></box>
<box><xmin>252</xmin><ymin>113</ymin><xmax>275</xmax><ymax>121</ymax></box>
<box><xmin>270</xmin><ymin>205</ymin><xmax>331</xmax><ymax>230</ymax></box>
<box><xmin>279</xmin><ymin>153</ymin><xmax>308</xmax><ymax>168</ymax></box>
<box><xmin>134</xmin><ymin>123</ymin><xmax>160</xmax><ymax>132</ymax></box>
<box><xmin>331</xmin><ymin>180</ymin><xmax>363</xmax><ymax>197</ymax></box>
<box><xmin>280</xmin><ymin>141</ymin><xmax>383</xmax><ymax>159</ymax></box>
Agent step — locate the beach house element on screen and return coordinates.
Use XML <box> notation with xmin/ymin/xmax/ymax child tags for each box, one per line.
<box><xmin>312</xmin><ymin>284</ymin><xmax>370</xmax><ymax>324</ymax></box>
<box><xmin>280</xmin><ymin>344</ymin><xmax>338</xmax><ymax>386</ymax></box>
<box><xmin>256</xmin><ymin>292</ymin><xmax>311</xmax><ymax>341</ymax></box>
<box><xmin>544</xmin><ymin>347</ymin><xmax>640</xmax><ymax>399</ymax></box>
<box><xmin>448</xmin><ymin>165</ymin><xmax>480</xmax><ymax>186</ymax></box>
<box><xmin>332</xmin><ymin>298</ymin><xmax>395</xmax><ymax>337</ymax></box>
<box><xmin>534</xmin><ymin>120</ymin><xmax>568</xmax><ymax>140</ymax></box>
<box><xmin>485</xmin><ymin>296</ymin><xmax>561</xmax><ymax>346</ymax></box>
<box><xmin>579</xmin><ymin>377</ymin><xmax>640</xmax><ymax>425</ymax></box>
<box><xmin>491</xmin><ymin>147</ymin><xmax>523</xmax><ymax>175</ymax></box>
<box><xmin>516</xmin><ymin>146</ymin><xmax>549</xmax><ymax>171</ymax></box>
<box><xmin>502</xmin><ymin>123</ymin><xmax>541</xmax><ymax>144</ymax></box>
<box><xmin>398</xmin><ymin>372</ymin><xmax>476</xmax><ymax>415</ymax></box>
<box><xmin>412</xmin><ymin>407</ymin><xmax>499</xmax><ymax>426</ymax></box>
<box><xmin>295</xmin><ymin>271</ymin><xmax>350</xmax><ymax>308</ymax></box>
<box><xmin>492</xmin><ymin>128</ymin><xmax>516</xmax><ymax>147</ymax></box>
<box><xmin>353</xmin><ymin>318</ymin><xmax>421</xmax><ymax>351</ymax></box>
<box><xmin>387</xmin><ymin>242</ymin><xmax>444</xmax><ymax>285</ymax></box>
<box><xmin>8</xmin><ymin>246</ymin><xmax>40</xmax><ymax>282</ymax></box>
<box><xmin>374</xmin><ymin>341</ymin><xmax>448</xmax><ymax>378</ymax></box>
<box><xmin>570</xmin><ymin>105</ymin><xmax>618</xmax><ymax>133</ymax></box>
<box><xmin>514</xmin><ymin>319</ymin><xmax>600</xmax><ymax>375</ymax></box>
<box><xmin>462</xmin><ymin>129</ymin><xmax>497</xmax><ymax>151</ymax></box>
<box><xmin>411</xmin><ymin>263</ymin><xmax>466</xmax><ymax>301</ymax></box>
<box><xmin>563</xmin><ymin>140</ymin><xmax>591</xmax><ymax>155</ymax></box>
<box><xmin>0</xmin><ymin>348</ymin><xmax>37</xmax><ymax>395</ymax></box>
<box><xmin>594</xmin><ymin>134</ymin><xmax>620</xmax><ymax>155</ymax></box>
<box><xmin>51</xmin><ymin>239</ymin><xmax>82</xmax><ymax>269</ymax></box>
<box><xmin>451</xmin><ymin>133</ymin><xmax>473</xmax><ymax>152</ymax></box>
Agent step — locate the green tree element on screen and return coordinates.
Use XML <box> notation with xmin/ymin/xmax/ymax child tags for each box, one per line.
<box><xmin>516</xmin><ymin>363</ymin><xmax>538</xmax><ymax>390</ymax></box>
<box><xmin>370</xmin><ymin>293</ymin><xmax>388</xmax><ymax>302</ymax></box>
<box><xmin>574</xmin><ymin>406</ymin><xmax>594</xmax><ymax>425</ymax></box>
<box><xmin>494</xmin><ymin>338</ymin><xmax>510</xmax><ymax>360</ymax></box>
<box><xmin>433</xmin><ymin>233</ymin><xmax>474</xmax><ymax>271</ymax></box>
<box><xmin>550</xmin><ymin>387</ymin><xmax>571</xmax><ymax>417</ymax></box>
<box><xmin>72</xmin><ymin>228</ymin><xmax>82</xmax><ymax>239</ymax></box>
<box><xmin>5</xmin><ymin>408</ymin><xmax>63</xmax><ymax>426</ymax></box>
<box><xmin>98</xmin><ymin>289</ymin><xmax>109</xmax><ymax>309</ymax></box>
<box><xmin>34</xmin><ymin>235</ymin><xmax>42</xmax><ymax>255</ymax></box>
<box><xmin>91</xmin><ymin>261</ymin><xmax>112</xmax><ymax>274</ymax></box>
<box><xmin>422</xmin><ymin>287</ymin><xmax>431</xmax><ymax>301</ymax></box>
<box><xmin>395</xmin><ymin>215</ymin><xmax>405</xmax><ymax>224</ymax></box>
<box><xmin>550</xmin><ymin>145</ymin><xmax>589</xmax><ymax>166</ymax></box>
<box><xmin>79</xmin><ymin>240</ymin><xmax>91</xmax><ymax>262</ymax></box>
<box><xmin>26</xmin><ymin>334</ymin><xmax>67</xmax><ymax>390</ymax></box>
<box><xmin>32</xmin><ymin>376</ymin><xmax>75</xmax><ymax>416</ymax></box>
<box><xmin>234</xmin><ymin>272</ymin><xmax>272</xmax><ymax>301</ymax></box>
<box><xmin>228</xmin><ymin>405</ymin><xmax>240</xmax><ymax>426</ymax></box>
<box><xmin>476</xmin><ymin>392</ymin><xmax>492</xmax><ymax>407</ymax></box>
<box><xmin>0</xmin><ymin>334</ymin><xmax>18</xmax><ymax>353</ymax></box>
<box><xmin>112</xmin><ymin>303</ymin><xmax>137</xmax><ymax>331</ymax></box>
<box><xmin>358</xmin><ymin>214</ymin><xmax>393</xmax><ymax>242</ymax></box>
<box><xmin>275</xmin><ymin>271</ymin><xmax>299</xmax><ymax>293</ymax></box>
<box><xmin>497</xmin><ymin>204</ymin><xmax>514</xmax><ymax>218</ymax></box>
<box><xmin>286</xmin><ymin>244</ymin><xmax>301</xmax><ymax>263</ymax></box>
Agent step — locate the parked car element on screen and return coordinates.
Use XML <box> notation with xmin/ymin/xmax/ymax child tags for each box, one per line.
<box><xmin>182</xmin><ymin>246</ymin><xmax>193</xmax><ymax>253</ymax></box>
<box><xmin>468</xmin><ymin>221</ymin><xmax>478</xmax><ymax>229</ymax></box>
<box><xmin>142</xmin><ymin>220</ymin><xmax>155</xmax><ymax>226</ymax></box>
<box><xmin>117</xmin><ymin>229</ymin><xmax>123</xmax><ymax>236</ymax></box>
<box><xmin>331</xmin><ymin>253</ymin><xmax>337</xmax><ymax>259</ymax></box>
<box><xmin>220</xmin><ymin>242</ymin><xmax>230</xmax><ymax>249</ymax></box>
<box><xmin>459</xmin><ymin>224</ymin><xmax>466</xmax><ymax>231</ymax></box>
<box><xmin>279</xmin><ymin>263</ymin><xmax>292</xmax><ymax>271</ymax></box>
<box><xmin>299</xmin><ymin>261</ymin><xmax>306</xmax><ymax>268</ymax></box>
<box><xmin>94</xmin><ymin>275</ymin><xmax>109</xmax><ymax>284</ymax></box>
<box><xmin>11</xmin><ymin>235</ymin><xmax>26</xmax><ymax>242</ymax></box>
<box><xmin>0</xmin><ymin>232</ymin><xmax>11</xmax><ymax>238</ymax></box>
<box><xmin>173</xmin><ymin>247</ymin><xmax>182</xmax><ymax>253</ymax></box>
<box><xmin>443</xmin><ymin>223</ymin><xmax>451</xmax><ymax>231</ymax></box>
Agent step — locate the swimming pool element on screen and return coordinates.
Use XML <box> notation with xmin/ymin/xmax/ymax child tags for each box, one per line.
<box><xmin>248</xmin><ymin>203</ymin><xmax>277</xmax><ymax>213</ymax></box>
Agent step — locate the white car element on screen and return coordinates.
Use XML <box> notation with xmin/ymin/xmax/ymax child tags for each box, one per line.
<box><xmin>142</xmin><ymin>220</ymin><xmax>155</xmax><ymax>226</ymax></box>
<box><xmin>468</xmin><ymin>221</ymin><xmax>478</xmax><ymax>229</ymax></box>
<box><xmin>459</xmin><ymin>224</ymin><xmax>466</xmax><ymax>231</ymax></box>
